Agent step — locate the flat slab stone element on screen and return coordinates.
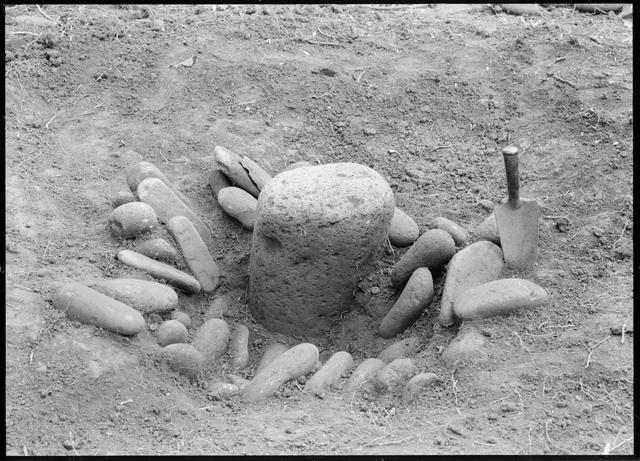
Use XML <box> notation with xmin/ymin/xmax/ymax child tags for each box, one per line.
<box><xmin>248</xmin><ymin>162</ymin><xmax>395</xmax><ymax>335</ymax></box>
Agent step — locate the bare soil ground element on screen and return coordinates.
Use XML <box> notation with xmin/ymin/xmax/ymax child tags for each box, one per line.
<box><xmin>5</xmin><ymin>3</ymin><xmax>634</xmax><ymax>456</ymax></box>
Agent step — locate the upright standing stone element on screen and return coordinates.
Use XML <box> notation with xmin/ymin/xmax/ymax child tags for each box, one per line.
<box><xmin>248</xmin><ymin>163</ymin><xmax>395</xmax><ymax>335</ymax></box>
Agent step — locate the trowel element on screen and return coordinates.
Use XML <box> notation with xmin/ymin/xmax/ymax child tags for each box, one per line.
<box><xmin>495</xmin><ymin>145</ymin><xmax>538</xmax><ymax>270</ymax></box>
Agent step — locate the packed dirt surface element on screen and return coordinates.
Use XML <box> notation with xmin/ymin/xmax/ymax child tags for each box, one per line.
<box><xmin>5</xmin><ymin>3</ymin><xmax>633</xmax><ymax>456</ymax></box>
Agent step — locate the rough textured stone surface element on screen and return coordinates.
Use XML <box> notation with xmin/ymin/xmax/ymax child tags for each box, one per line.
<box><xmin>208</xmin><ymin>169</ymin><xmax>232</xmax><ymax>199</ymax></box>
<box><xmin>439</xmin><ymin>241</ymin><xmax>504</xmax><ymax>327</ymax></box>
<box><xmin>160</xmin><ymin>343</ymin><xmax>202</xmax><ymax>379</ymax></box>
<box><xmin>400</xmin><ymin>373</ymin><xmax>440</xmax><ymax>405</ymax></box>
<box><xmin>377</xmin><ymin>337</ymin><xmax>422</xmax><ymax>363</ymax></box>
<box><xmin>389</xmin><ymin>207</ymin><xmax>420</xmax><ymax>247</ymax></box>
<box><xmin>125</xmin><ymin>160</ymin><xmax>191</xmax><ymax>206</ymax></box>
<box><xmin>442</xmin><ymin>328</ymin><xmax>488</xmax><ymax>367</ymax></box>
<box><xmin>217</xmin><ymin>187</ymin><xmax>257</xmax><ymax>230</ymax></box>
<box><xmin>111</xmin><ymin>191</ymin><xmax>137</xmax><ymax>208</ymax></box>
<box><xmin>109</xmin><ymin>202</ymin><xmax>157</xmax><ymax>239</ymax></box>
<box><xmin>157</xmin><ymin>320</ymin><xmax>188</xmax><ymax>347</ymax></box>
<box><xmin>85</xmin><ymin>278</ymin><xmax>178</xmax><ymax>313</ymax></box>
<box><xmin>431</xmin><ymin>217</ymin><xmax>469</xmax><ymax>247</ymax></box>
<box><xmin>137</xmin><ymin>177</ymin><xmax>212</xmax><ymax>248</ymax></box>
<box><xmin>373</xmin><ymin>358</ymin><xmax>418</xmax><ymax>394</ymax></box>
<box><xmin>344</xmin><ymin>358</ymin><xmax>386</xmax><ymax>394</ymax></box>
<box><xmin>379</xmin><ymin>267</ymin><xmax>434</xmax><ymax>338</ymax></box>
<box><xmin>390</xmin><ymin>229</ymin><xmax>455</xmax><ymax>288</ymax></box>
<box><xmin>228</xmin><ymin>324</ymin><xmax>250</xmax><ymax>370</ymax></box>
<box><xmin>170</xmin><ymin>311</ymin><xmax>191</xmax><ymax>329</ymax></box>
<box><xmin>166</xmin><ymin>215</ymin><xmax>220</xmax><ymax>294</ymax></box>
<box><xmin>117</xmin><ymin>249</ymin><xmax>201</xmax><ymax>294</ymax></box>
<box><xmin>192</xmin><ymin>318</ymin><xmax>231</xmax><ymax>367</ymax></box>
<box><xmin>472</xmin><ymin>212</ymin><xmax>500</xmax><ymax>245</ymax></box>
<box><xmin>214</xmin><ymin>146</ymin><xmax>261</xmax><ymax>197</ymax></box>
<box><xmin>249</xmin><ymin>162</ymin><xmax>395</xmax><ymax>335</ymax></box>
<box><xmin>134</xmin><ymin>238</ymin><xmax>180</xmax><ymax>263</ymax></box>
<box><xmin>453</xmin><ymin>278</ymin><xmax>549</xmax><ymax>320</ymax></box>
<box><xmin>256</xmin><ymin>343</ymin><xmax>289</xmax><ymax>374</ymax></box>
<box><xmin>52</xmin><ymin>282</ymin><xmax>145</xmax><ymax>336</ymax></box>
<box><xmin>242</xmin><ymin>343</ymin><xmax>319</xmax><ymax>401</ymax></box>
<box><xmin>307</xmin><ymin>351</ymin><xmax>354</xmax><ymax>397</ymax></box>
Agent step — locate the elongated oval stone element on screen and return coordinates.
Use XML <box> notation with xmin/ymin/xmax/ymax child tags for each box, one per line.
<box><xmin>160</xmin><ymin>343</ymin><xmax>202</xmax><ymax>379</ymax></box>
<box><xmin>391</xmin><ymin>229</ymin><xmax>455</xmax><ymax>288</ymax></box>
<box><xmin>431</xmin><ymin>217</ymin><xmax>469</xmax><ymax>247</ymax></box>
<box><xmin>192</xmin><ymin>318</ymin><xmax>231</xmax><ymax>367</ymax></box>
<box><xmin>228</xmin><ymin>324</ymin><xmax>250</xmax><ymax>371</ymax></box>
<box><xmin>377</xmin><ymin>337</ymin><xmax>421</xmax><ymax>363</ymax></box>
<box><xmin>117</xmin><ymin>249</ymin><xmax>201</xmax><ymax>294</ymax></box>
<box><xmin>307</xmin><ymin>351</ymin><xmax>354</xmax><ymax>397</ymax></box>
<box><xmin>256</xmin><ymin>343</ymin><xmax>289</xmax><ymax>374</ymax></box>
<box><xmin>166</xmin><ymin>215</ymin><xmax>220</xmax><ymax>294</ymax></box>
<box><xmin>344</xmin><ymin>358</ymin><xmax>385</xmax><ymax>394</ymax></box>
<box><xmin>134</xmin><ymin>238</ymin><xmax>180</xmax><ymax>263</ymax></box>
<box><xmin>214</xmin><ymin>146</ymin><xmax>261</xmax><ymax>198</ymax></box>
<box><xmin>242</xmin><ymin>343</ymin><xmax>319</xmax><ymax>402</ymax></box>
<box><xmin>373</xmin><ymin>358</ymin><xmax>418</xmax><ymax>394</ymax></box>
<box><xmin>379</xmin><ymin>267</ymin><xmax>434</xmax><ymax>338</ymax></box>
<box><xmin>137</xmin><ymin>177</ymin><xmax>212</xmax><ymax>248</ymax></box>
<box><xmin>438</xmin><ymin>241</ymin><xmax>504</xmax><ymax>327</ymax></box>
<box><xmin>52</xmin><ymin>282</ymin><xmax>145</xmax><ymax>335</ymax></box>
<box><xmin>217</xmin><ymin>186</ymin><xmax>257</xmax><ymax>230</ymax></box>
<box><xmin>453</xmin><ymin>278</ymin><xmax>549</xmax><ymax>320</ymax></box>
<box><xmin>400</xmin><ymin>372</ymin><xmax>440</xmax><ymax>405</ymax></box>
<box><xmin>125</xmin><ymin>160</ymin><xmax>192</xmax><ymax>206</ymax></box>
<box><xmin>85</xmin><ymin>278</ymin><xmax>178</xmax><ymax>313</ymax></box>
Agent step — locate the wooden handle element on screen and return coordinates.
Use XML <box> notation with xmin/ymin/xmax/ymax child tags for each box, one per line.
<box><xmin>502</xmin><ymin>145</ymin><xmax>520</xmax><ymax>208</ymax></box>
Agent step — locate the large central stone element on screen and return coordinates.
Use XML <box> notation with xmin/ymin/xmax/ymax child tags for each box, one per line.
<box><xmin>248</xmin><ymin>162</ymin><xmax>395</xmax><ymax>335</ymax></box>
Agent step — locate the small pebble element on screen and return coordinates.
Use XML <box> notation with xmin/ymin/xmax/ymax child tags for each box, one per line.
<box><xmin>192</xmin><ymin>318</ymin><xmax>231</xmax><ymax>367</ymax></box>
<box><xmin>431</xmin><ymin>217</ymin><xmax>469</xmax><ymax>247</ymax></box>
<box><xmin>363</xmin><ymin>127</ymin><xmax>377</xmax><ymax>136</ymax></box>
<box><xmin>157</xmin><ymin>320</ymin><xmax>188</xmax><ymax>347</ymax></box>
<box><xmin>160</xmin><ymin>343</ymin><xmax>202</xmax><ymax>379</ymax></box>
<box><xmin>170</xmin><ymin>311</ymin><xmax>191</xmax><ymax>329</ymax></box>
<box><xmin>217</xmin><ymin>187</ymin><xmax>257</xmax><ymax>230</ymax></box>
<box><xmin>389</xmin><ymin>207</ymin><xmax>420</xmax><ymax>247</ymax></box>
<box><xmin>63</xmin><ymin>440</ymin><xmax>74</xmax><ymax>450</ymax></box>
<box><xmin>377</xmin><ymin>337</ymin><xmax>421</xmax><ymax>363</ymax></box>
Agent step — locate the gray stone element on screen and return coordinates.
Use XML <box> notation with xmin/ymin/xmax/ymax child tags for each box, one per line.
<box><xmin>160</xmin><ymin>343</ymin><xmax>202</xmax><ymax>379</ymax></box>
<box><xmin>117</xmin><ymin>250</ymin><xmax>201</xmax><ymax>294</ymax></box>
<box><xmin>111</xmin><ymin>191</ymin><xmax>137</xmax><ymax>208</ymax></box>
<box><xmin>389</xmin><ymin>207</ymin><xmax>419</xmax><ymax>247</ymax></box>
<box><xmin>228</xmin><ymin>324</ymin><xmax>250</xmax><ymax>370</ymax></box>
<box><xmin>256</xmin><ymin>343</ymin><xmax>289</xmax><ymax>374</ymax></box>
<box><xmin>472</xmin><ymin>212</ymin><xmax>500</xmax><ymax>245</ymax></box>
<box><xmin>377</xmin><ymin>337</ymin><xmax>421</xmax><ymax>363</ymax></box>
<box><xmin>208</xmin><ymin>169</ymin><xmax>232</xmax><ymax>199</ymax></box>
<box><xmin>166</xmin><ymin>215</ymin><xmax>220</xmax><ymax>294</ymax></box>
<box><xmin>157</xmin><ymin>320</ymin><xmax>188</xmax><ymax>347</ymax></box>
<box><xmin>390</xmin><ymin>229</ymin><xmax>455</xmax><ymax>288</ymax></box>
<box><xmin>109</xmin><ymin>202</ymin><xmax>157</xmax><ymax>239</ymax></box>
<box><xmin>248</xmin><ymin>162</ymin><xmax>395</xmax><ymax>335</ymax></box>
<box><xmin>438</xmin><ymin>241</ymin><xmax>504</xmax><ymax>327</ymax></box>
<box><xmin>217</xmin><ymin>186</ymin><xmax>257</xmax><ymax>230</ymax></box>
<box><xmin>373</xmin><ymin>358</ymin><xmax>418</xmax><ymax>394</ymax></box>
<box><xmin>431</xmin><ymin>217</ymin><xmax>469</xmax><ymax>247</ymax></box>
<box><xmin>192</xmin><ymin>318</ymin><xmax>231</xmax><ymax>367</ymax></box>
<box><xmin>453</xmin><ymin>278</ymin><xmax>549</xmax><ymax>321</ymax></box>
<box><xmin>137</xmin><ymin>177</ymin><xmax>212</xmax><ymax>248</ymax></box>
<box><xmin>85</xmin><ymin>278</ymin><xmax>178</xmax><ymax>313</ymax></box>
<box><xmin>441</xmin><ymin>328</ymin><xmax>488</xmax><ymax>367</ymax></box>
<box><xmin>379</xmin><ymin>267</ymin><xmax>434</xmax><ymax>338</ymax></box>
<box><xmin>307</xmin><ymin>351</ymin><xmax>354</xmax><ymax>397</ymax></box>
<box><xmin>170</xmin><ymin>311</ymin><xmax>191</xmax><ymax>329</ymax></box>
<box><xmin>207</xmin><ymin>382</ymin><xmax>239</xmax><ymax>400</ymax></box>
<box><xmin>239</xmin><ymin>155</ymin><xmax>272</xmax><ymax>191</ymax></box>
<box><xmin>134</xmin><ymin>238</ymin><xmax>180</xmax><ymax>263</ymax></box>
<box><xmin>344</xmin><ymin>358</ymin><xmax>385</xmax><ymax>394</ymax></box>
<box><xmin>400</xmin><ymin>372</ymin><xmax>440</xmax><ymax>405</ymax></box>
<box><xmin>125</xmin><ymin>161</ymin><xmax>192</xmax><ymax>207</ymax></box>
<box><xmin>52</xmin><ymin>283</ymin><xmax>145</xmax><ymax>336</ymax></box>
<box><xmin>214</xmin><ymin>146</ymin><xmax>261</xmax><ymax>197</ymax></box>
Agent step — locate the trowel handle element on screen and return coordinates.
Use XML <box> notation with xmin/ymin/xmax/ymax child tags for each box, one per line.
<box><xmin>502</xmin><ymin>145</ymin><xmax>520</xmax><ymax>208</ymax></box>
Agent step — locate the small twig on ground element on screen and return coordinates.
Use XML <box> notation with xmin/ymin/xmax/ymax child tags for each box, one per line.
<box><xmin>355</xmin><ymin>69</ymin><xmax>366</xmax><ymax>83</ymax></box>
<box><xmin>119</xmin><ymin>399</ymin><xmax>133</xmax><ymax>405</ymax></box>
<box><xmin>299</xmin><ymin>38</ymin><xmax>344</xmax><ymax>47</ymax></box>
<box><xmin>44</xmin><ymin>111</ymin><xmax>61</xmax><ymax>130</ymax></box>
<box><xmin>236</xmin><ymin>100</ymin><xmax>256</xmax><ymax>105</ymax></box>
<box><xmin>512</xmin><ymin>385</ymin><xmax>525</xmax><ymax>414</ymax></box>
<box><xmin>451</xmin><ymin>369</ymin><xmax>460</xmax><ymax>412</ymax></box>
<box><xmin>72</xmin><ymin>94</ymin><xmax>89</xmax><ymax>107</ymax></box>
<box><xmin>584</xmin><ymin>335</ymin><xmax>611</xmax><ymax>369</ymax></box>
<box><xmin>512</xmin><ymin>331</ymin><xmax>531</xmax><ymax>353</ymax></box>
<box><xmin>37</xmin><ymin>4</ymin><xmax>58</xmax><ymax>24</ymax></box>
<box><xmin>528</xmin><ymin>423</ymin><xmax>533</xmax><ymax>454</ymax></box>
<box><xmin>317</xmin><ymin>26</ymin><xmax>335</xmax><ymax>39</ymax></box>
<box><xmin>11</xmin><ymin>31</ymin><xmax>42</xmax><ymax>36</ymax></box>
<box><xmin>611</xmin><ymin>217</ymin><xmax>629</xmax><ymax>250</ymax></box>
<box><xmin>428</xmin><ymin>145</ymin><xmax>454</xmax><ymax>154</ymax></box>
<box><xmin>547</xmin><ymin>73</ymin><xmax>578</xmax><ymax>89</ymax></box>
<box><xmin>158</xmin><ymin>147</ymin><xmax>169</xmax><ymax>164</ymax></box>
<box><xmin>544</xmin><ymin>420</ymin><xmax>554</xmax><ymax>449</ymax></box>
<box><xmin>113</xmin><ymin>66</ymin><xmax>129</xmax><ymax>83</ymax></box>
<box><xmin>489</xmin><ymin>393</ymin><xmax>512</xmax><ymax>405</ymax></box>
